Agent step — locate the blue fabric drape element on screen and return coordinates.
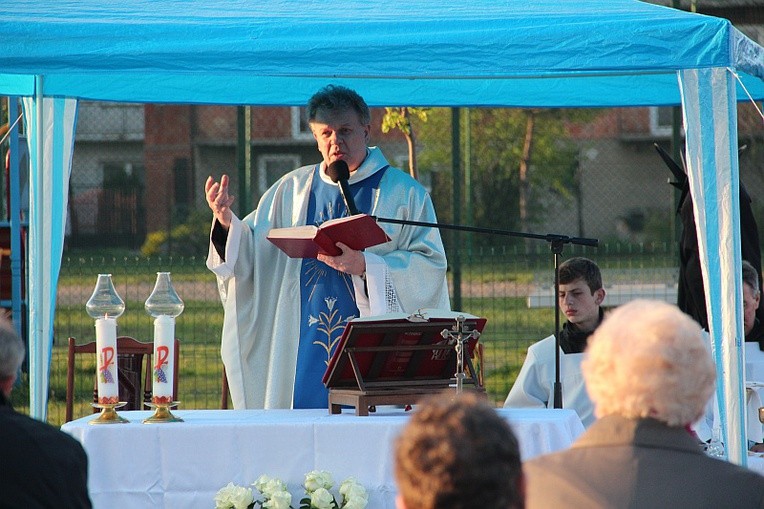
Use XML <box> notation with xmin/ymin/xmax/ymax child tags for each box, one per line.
<box><xmin>22</xmin><ymin>91</ymin><xmax>77</xmax><ymax>421</ymax></box>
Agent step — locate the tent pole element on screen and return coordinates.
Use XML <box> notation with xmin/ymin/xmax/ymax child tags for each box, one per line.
<box><xmin>680</xmin><ymin>67</ymin><xmax>746</xmax><ymax>465</ymax></box>
<box><xmin>29</xmin><ymin>76</ymin><xmax>45</xmax><ymax>421</ymax></box>
<box><xmin>7</xmin><ymin>98</ymin><xmax>23</xmax><ymax>341</ymax></box>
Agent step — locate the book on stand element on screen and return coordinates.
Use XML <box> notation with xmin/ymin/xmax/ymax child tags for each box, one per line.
<box><xmin>321</xmin><ymin>309</ymin><xmax>487</xmax><ymax>415</ymax></box>
<box><xmin>267</xmin><ymin>213</ymin><xmax>391</xmax><ymax>258</ymax></box>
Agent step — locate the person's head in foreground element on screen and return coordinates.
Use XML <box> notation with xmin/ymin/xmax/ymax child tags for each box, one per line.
<box><xmin>558</xmin><ymin>257</ymin><xmax>605</xmax><ymax>333</ymax></box>
<box><xmin>394</xmin><ymin>391</ymin><xmax>524</xmax><ymax>509</ymax></box>
<box><xmin>0</xmin><ymin>315</ymin><xmax>24</xmax><ymax>398</ymax></box>
<box><xmin>307</xmin><ymin>84</ymin><xmax>371</xmax><ymax>173</ymax></box>
<box><xmin>584</xmin><ymin>299</ymin><xmax>714</xmax><ymax>426</ymax></box>
<box><xmin>742</xmin><ymin>259</ymin><xmax>761</xmax><ymax>336</ymax></box>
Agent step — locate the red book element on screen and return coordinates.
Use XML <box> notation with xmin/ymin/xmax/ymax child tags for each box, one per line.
<box><xmin>266</xmin><ymin>213</ymin><xmax>391</xmax><ymax>258</ymax></box>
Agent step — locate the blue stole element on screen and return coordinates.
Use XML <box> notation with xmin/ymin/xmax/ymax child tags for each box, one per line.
<box><xmin>293</xmin><ymin>165</ymin><xmax>387</xmax><ymax>408</ymax></box>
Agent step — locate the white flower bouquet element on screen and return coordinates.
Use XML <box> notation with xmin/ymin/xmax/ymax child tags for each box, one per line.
<box><xmin>214</xmin><ymin>470</ymin><xmax>368</xmax><ymax>509</ymax></box>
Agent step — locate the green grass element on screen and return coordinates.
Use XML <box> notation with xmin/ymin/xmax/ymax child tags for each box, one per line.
<box><xmin>58</xmin><ymin>254</ymin><xmax>210</xmax><ymax>286</ymax></box>
<box><xmin>11</xmin><ymin>245</ymin><xmax>678</xmax><ymax>426</ymax></box>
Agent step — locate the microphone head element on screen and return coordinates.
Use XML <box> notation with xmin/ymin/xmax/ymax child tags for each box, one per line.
<box><xmin>326</xmin><ymin>159</ymin><xmax>350</xmax><ymax>183</ymax></box>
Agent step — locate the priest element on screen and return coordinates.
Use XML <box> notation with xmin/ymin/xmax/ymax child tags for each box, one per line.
<box><xmin>205</xmin><ymin>85</ymin><xmax>450</xmax><ymax>409</ymax></box>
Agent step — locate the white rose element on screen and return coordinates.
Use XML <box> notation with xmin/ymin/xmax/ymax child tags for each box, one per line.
<box><xmin>342</xmin><ymin>497</ymin><xmax>368</xmax><ymax>509</ymax></box>
<box><xmin>310</xmin><ymin>487</ymin><xmax>336</xmax><ymax>509</ymax></box>
<box><xmin>304</xmin><ymin>470</ymin><xmax>334</xmax><ymax>493</ymax></box>
<box><xmin>339</xmin><ymin>479</ymin><xmax>367</xmax><ymax>503</ymax></box>
<box><xmin>253</xmin><ymin>475</ymin><xmax>274</xmax><ymax>493</ymax></box>
<box><xmin>257</xmin><ymin>478</ymin><xmax>288</xmax><ymax>499</ymax></box>
<box><xmin>214</xmin><ymin>483</ymin><xmax>254</xmax><ymax>509</ymax></box>
<box><xmin>214</xmin><ymin>482</ymin><xmax>237</xmax><ymax>509</ymax></box>
<box><xmin>230</xmin><ymin>486</ymin><xmax>255</xmax><ymax>509</ymax></box>
<box><xmin>263</xmin><ymin>490</ymin><xmax>292</xmax><ymax>509</ymax></box>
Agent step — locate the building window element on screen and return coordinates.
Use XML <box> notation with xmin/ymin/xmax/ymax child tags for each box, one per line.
<box><xmin>76</xmin><ymin>101</ymin><xmax>144</xmax><ymax>141</ymax></box>
<box><xmin>649</xmin><ymin>106</ymin><xmax>683</xmax><ymax>138</ymax></box>
<box><xmin>257</xmin><ymin>154</ymin><xmax>301</xmax><ymax>194</ymax></box>
<box><xmin>291</xmin><ymin>107</ymin><xmax>313</xmax><ymax>140</ymax></box>
<box><xmin>70</xmin><ymin>160</ymin><xmax>145</xmax><ymax>246</ymax></box>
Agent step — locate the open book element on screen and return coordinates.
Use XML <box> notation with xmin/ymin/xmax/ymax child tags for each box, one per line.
<box><xmin>267</xmin><ymin>213</ymin><xmax>391</xmax><ymax>258</ymax></box>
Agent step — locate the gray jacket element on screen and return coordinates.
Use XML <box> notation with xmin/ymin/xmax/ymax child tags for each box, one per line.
<box><xmin>525</xmin><ymin>415</ymin><xmax>764</xmax><ymax>509</ymax></box>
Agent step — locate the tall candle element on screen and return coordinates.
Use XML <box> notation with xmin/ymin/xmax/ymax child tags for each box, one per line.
<box><xmin>152</xmin><ymin>315</ymin><xmax>175</xmax><ymax>404</ymax></box>
<box><xmin>95</xmin><ymin>317</ymin><xmax>119</xmax><ymax>404</ymax></box>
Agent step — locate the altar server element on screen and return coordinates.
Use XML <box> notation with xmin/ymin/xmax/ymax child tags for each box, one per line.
<box><xmin>504</xmin><ymin>256</ymin><xmax>605</xmax><ymax>427</ymax></box>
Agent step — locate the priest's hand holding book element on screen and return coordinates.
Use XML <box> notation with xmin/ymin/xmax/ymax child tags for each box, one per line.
<box><xmin>317</xmin><ymin>241</ymin><xmax>366</xmax><ymax>275</ymax></box>
<box><xmin>267</xmin><ymin>213</ymin><xmax>391</xmax><ymax>277</ymax></box>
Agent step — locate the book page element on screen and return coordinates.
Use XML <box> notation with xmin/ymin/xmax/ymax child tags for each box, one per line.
<box><xmin>352</xmin><ymin>308</ymin><xmax>479</xmax><ymax>322</ymax></box>
<box><xmin>321</xmin><ymin>213</ymin><xmax>367</xmax><ymax>227</ymax></box>
<box><xmin>266</xmin><ymin>225</ymin><xmax>318</xmax><ymax>239</ymax></box>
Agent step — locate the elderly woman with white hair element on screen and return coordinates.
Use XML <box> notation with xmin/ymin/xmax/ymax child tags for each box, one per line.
<box><xmin>523</xmin><ymin>299</ymin><xmax>764</xmax><ymax>509</ymax></box>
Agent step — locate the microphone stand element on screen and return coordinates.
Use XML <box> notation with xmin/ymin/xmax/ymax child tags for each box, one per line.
<box><xmin>372</xmin><ymin>215</ymin><xmax>598</xmax><ymax>409</ymax></box>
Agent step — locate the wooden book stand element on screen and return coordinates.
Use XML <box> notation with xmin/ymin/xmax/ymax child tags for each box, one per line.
<box><xmin>322</xmin><ymin>310</ymin><xmax>486</xmax><ymax>415</ymax></box>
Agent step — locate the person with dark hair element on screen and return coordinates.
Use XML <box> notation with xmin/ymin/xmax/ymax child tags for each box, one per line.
<box><xmin>205</xmin><ymin>85</ymin><xmax>449</xmax><ymax>409</ymax></box>
<box><xmin>524</xmin><ymin>300</ymin><xmax>764</xmax><ymax>508</ymax></box>
<box><xmin>0</xmin><ymin>315</ymin><xmax>91</xmax><ymax>508</ymax></box>
<box><xmin>742</xmin><ymin>259</ymin><xmax>764</xmax><ymax>345</ymax></box>
<box><xmin>394</xmin><ymin>391</ymin><xmax>524</xmax><ymax>509</ymax></box>
<box><xmin>504</xmin><ymin>256</ymin><xmax>605</xmax><ymax>427</ymax></box>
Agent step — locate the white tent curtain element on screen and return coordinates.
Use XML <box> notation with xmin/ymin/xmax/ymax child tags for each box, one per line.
<box><xmin>679</xmin><ymin>67</ymin><xmax>746</xmax><ymax>464</ymax></box>
<box><xmin>21</xmin><ymin>89</ymin><xmax>77</xmax><ymax>421</ymax></box>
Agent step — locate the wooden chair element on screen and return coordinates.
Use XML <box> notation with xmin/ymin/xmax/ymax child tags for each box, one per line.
<box><xmin>65</xmin><ymin>336</ymin><xmax>179</xmax><ymax>423</ymax></box>
<box><xmin>0</xmin><ymin>225</ymin><xmax>26</xmax><ymax>303</ymax></box>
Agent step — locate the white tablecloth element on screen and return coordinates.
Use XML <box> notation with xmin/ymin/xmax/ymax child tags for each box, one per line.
<box><xmin>746</xmin><ymin>342</ymin><xmax>764</xmax><ymax>443</ymax></box>
<box><xmin>61</xmin><ymin>407</ymin><xmax>584</xmax><ymax>509</ymax></box>
<box><xmin>748</xmin><ymin>455</ymin><xmax>764</xmax><ymax>476</ymax></box>
<box><xmin>746</xmin><ymin>342</ymin><xmax>764</xmax><ymax>383</ymax></box>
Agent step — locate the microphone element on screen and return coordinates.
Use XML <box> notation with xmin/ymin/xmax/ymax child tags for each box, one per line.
<box><xmin>326</xmin><ymin>160</ymin><xmax>359</xmax><ymax>215</ymax></box>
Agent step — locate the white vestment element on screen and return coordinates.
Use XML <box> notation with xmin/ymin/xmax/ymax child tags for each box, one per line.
<box><xmin>504</xmin><ymin>334</ymin><xmax>594</xmax><ymax>427</ymax></box>
<box><xmin>207</xmin><ymin>148</ymin><xmax>450</xmax><ymax>408</ymax></box>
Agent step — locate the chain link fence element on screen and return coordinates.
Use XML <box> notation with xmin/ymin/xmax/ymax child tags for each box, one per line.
<box><xmin>3</xmin><ymin>99</ymin><xmax>763</xmax><ymax>425</ymax></box>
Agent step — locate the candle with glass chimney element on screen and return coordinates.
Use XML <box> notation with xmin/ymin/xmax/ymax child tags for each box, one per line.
<box><xmin>145</xmin><ymin>272</ymin><xmax>184</xmax><ymax>404</ymax></box>
<box><xmin>85</xmin><ymin>274</ymin><xmax>125</xmax><ymax>405</ymax></box>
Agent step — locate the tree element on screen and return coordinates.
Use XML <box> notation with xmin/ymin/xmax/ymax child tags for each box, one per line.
<box><xmin>381</xmin><ymin>107</ymin><xmax>430</xmax><ymax>180</ymax></box>
<box><xmin>518</xmin><ymin>109</ymin><xmax>536</xmax><ymax>234</ymax></box>
<box><xmin>414</xmin><ymin>107</ymin><xmax>585</xmax><ymax>247</ymax></box>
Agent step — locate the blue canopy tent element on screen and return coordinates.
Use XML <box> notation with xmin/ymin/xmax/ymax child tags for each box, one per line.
<box><xmin>0</xmin><ymin>0</ymin><xmax>762</xmax><ymax>464</ymax></box>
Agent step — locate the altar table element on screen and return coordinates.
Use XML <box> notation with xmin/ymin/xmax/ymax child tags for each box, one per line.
<box><xmin>61</xmin><ymin>407</ymin><xmax>584</xmax><ymax>509</ymax></box>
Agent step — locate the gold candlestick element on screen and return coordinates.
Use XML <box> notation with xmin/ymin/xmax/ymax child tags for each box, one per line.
<box><xmin>90</xmin><ymin>402</ymin><xmax>128</xmax><ymax>425</ymax></box>
<box><xmin>143</xmin><ymin>400</ymin><xmax>183</xmax><ymax>423</ymax></box>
